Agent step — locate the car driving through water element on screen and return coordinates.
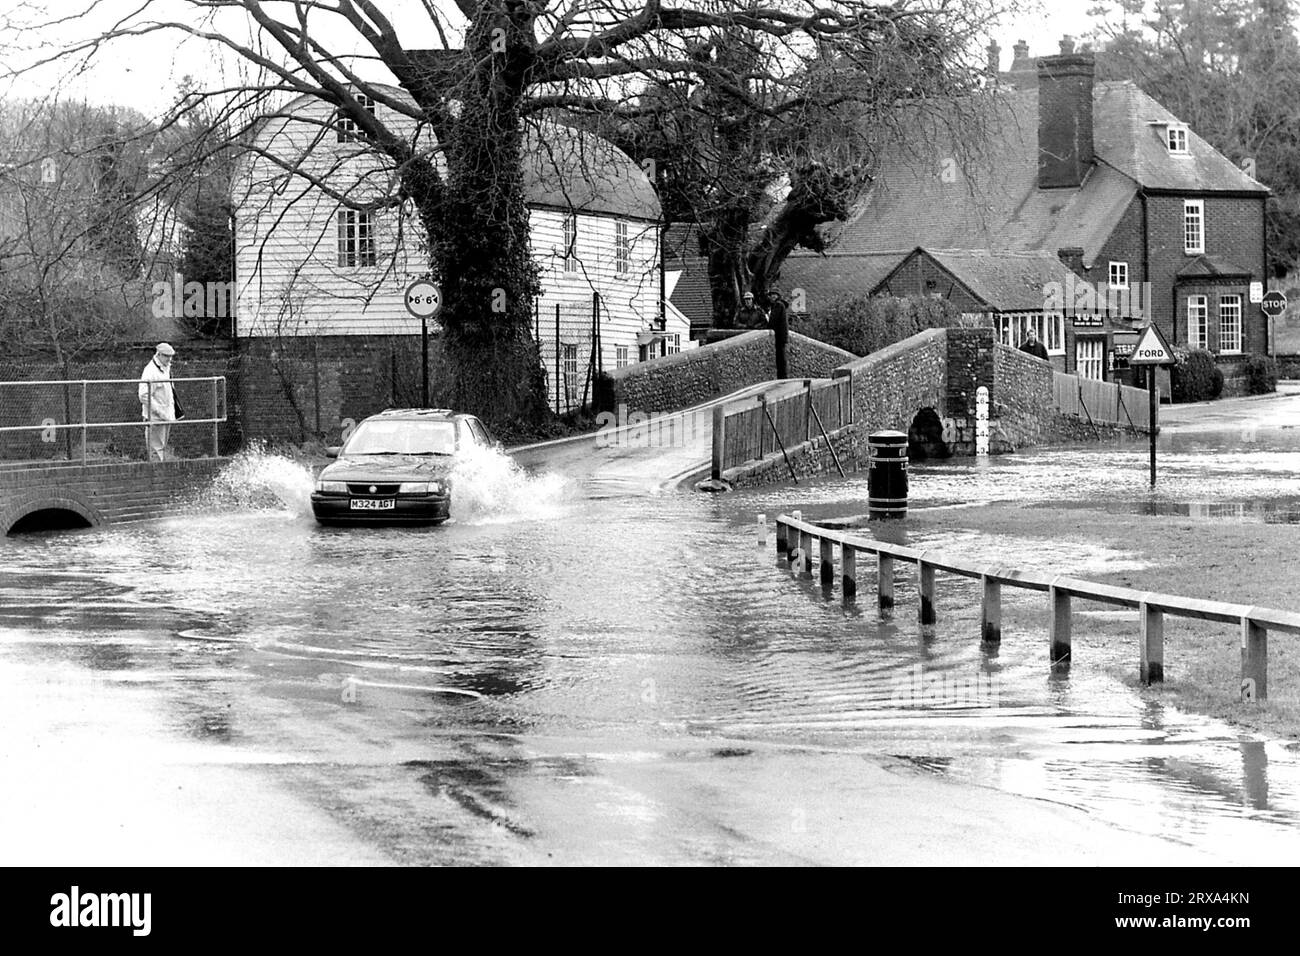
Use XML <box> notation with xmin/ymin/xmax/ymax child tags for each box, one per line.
<box><xmin>310</xmin><ymin>408</ymin><xmax>496</xmax><ymax>525</ymax></box>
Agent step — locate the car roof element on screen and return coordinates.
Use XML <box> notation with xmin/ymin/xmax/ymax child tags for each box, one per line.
<box><xmin>364</xmin><ymin>408</ymin><xmax>474</xmax><ymax>422</ymax></box>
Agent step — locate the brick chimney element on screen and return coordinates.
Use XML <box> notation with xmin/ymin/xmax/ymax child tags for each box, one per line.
<box><xmin>1009</xmin><ymin>40</ymin><xmax>1032</xmax><ymax>72</ymax></box>
<box><xmin>1057</xmin><ymin>246</ymin><xmax>1086</xmax><ymax>277</ymax></box>
<box><xmin>987</xmin><ymin>40</ymin><xmax>1001</xmax><ymax>75</ymax></box>
<box><xmin>1037</xmin><ymin>48</ymin><xmax>1095</xmax><ymax>189</ymax></box>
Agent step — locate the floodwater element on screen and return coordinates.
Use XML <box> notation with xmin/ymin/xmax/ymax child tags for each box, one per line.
<box><xmin>4</xmin><ymin>395</ymin><xmax>1300</xmax><ymax>864</ymax></box>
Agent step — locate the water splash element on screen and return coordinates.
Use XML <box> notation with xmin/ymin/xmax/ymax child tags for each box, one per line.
<box><xmin>199</xmin><ymin>445</ymin><xmax>316</xmax><ymax>515</ymax></box>
<box><xmin>450</xmin><ymin>443</ymin><xmax>568</xmax><ymax>523</ymax></box>
<box><xmin>195</xmin><ymin>442</ymin><xmax>565</xmax><ymax>523</ymax></box>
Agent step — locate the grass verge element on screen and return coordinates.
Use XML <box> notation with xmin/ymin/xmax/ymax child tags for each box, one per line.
<box><xmin>907</xmin><ymin>503</ymin><xmax>1300</xmax><ymax>741</ymax></box>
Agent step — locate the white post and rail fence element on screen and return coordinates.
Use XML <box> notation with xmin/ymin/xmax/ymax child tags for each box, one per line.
<box><xmin>771</xmin><ymin>511</ymin><xmax>1298</xmax><ymax>702</ymax></box>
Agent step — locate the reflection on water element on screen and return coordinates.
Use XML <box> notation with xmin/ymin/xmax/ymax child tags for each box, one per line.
<box><xmin>1036</xmin><ymin>497</ymin><xmax>1300</xmax><ymax>524</ymax></box>
<box><xmin>3</xmin><ymin>438</ymin><xmax>1300</xmax><ymax>861</ymax></box>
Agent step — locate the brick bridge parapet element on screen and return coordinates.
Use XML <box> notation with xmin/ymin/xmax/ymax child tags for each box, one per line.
<box><xmin>0</xmin><ymin>459</ymin><xmax>228</xmax><ymax>534</ymax></box>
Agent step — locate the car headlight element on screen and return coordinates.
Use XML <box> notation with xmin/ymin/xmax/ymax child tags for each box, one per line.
<box><xmin>399</xmin><ymin>481</ymin><xmax>442</xmax><ymax>494</ymax></box>
<box><xmin>316</xmin><ymin>480</ymin><xmax>347</xmax><ymax>493</ymax></box>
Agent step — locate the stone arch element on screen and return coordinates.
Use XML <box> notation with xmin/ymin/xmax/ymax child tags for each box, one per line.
<box><xmin>2</xmin><ymin>493</ymin><xmax>103</xmax><ymax>535</ymax></box>
<box><xmin>908</xmin><ymin>407</ymin><xmax>949</xmax><ymax>460</ymax></box>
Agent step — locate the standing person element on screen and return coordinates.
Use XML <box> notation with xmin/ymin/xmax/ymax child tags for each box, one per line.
<box><xmin>765</xmin><ymin>288</ymin><xmax>790</xmax><ymax>379</ymax></box>
<box><xmin>1019</xmin><ymin>329</ymin><xmax>1049</xmax><ymax>361</ymax></box>
<box><xmin>735</xmin><ymin>290</ymin><xmax>769</xmax><ymax>330</ymax></box>
<box><xmin>138</xmin><ymin>342</ymin><xmax>176</xmax><ymax>462</ymax></box>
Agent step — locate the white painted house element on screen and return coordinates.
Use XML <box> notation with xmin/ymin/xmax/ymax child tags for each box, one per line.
<box><xmin>232</xmin><ymin>85</ymin><xmax>691</xmax><ymax>411</ymax></box>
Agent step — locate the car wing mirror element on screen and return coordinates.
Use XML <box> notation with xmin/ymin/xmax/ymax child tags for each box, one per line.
<box><xmin>325</xmin><ymin>446</ymin><xmax>341</xmax><ymax>458</ymax></box>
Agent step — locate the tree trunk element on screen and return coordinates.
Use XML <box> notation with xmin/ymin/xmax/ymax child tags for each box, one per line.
<box><xmin>406</xmin><ymin>13</ymin><xmax>548</xmax><ymax>430</ymax></box>
<box><xmin>702</xmin><ymin>210</ymin><xmax>752</xmax><ymax>330</ymax></box>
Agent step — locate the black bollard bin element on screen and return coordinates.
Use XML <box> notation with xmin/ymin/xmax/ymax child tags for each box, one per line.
<box><xmin>868</xmin><ymin>430</ymin><xmax>908</xmax><ymax>518</ymax></box>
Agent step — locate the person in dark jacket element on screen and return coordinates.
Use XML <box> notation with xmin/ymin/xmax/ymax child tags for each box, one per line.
<box><xmin>765</xmin><ymin>288</ymin><xmax>790</xmax><ymax>379</ymax></box>
<box><xmin>735</xmin><ymin>291</ymin><xmax>769</xmax><ymax>330</ymax></box>
<box><xmin>1019</xmin><ymin>329</ymin><xmax>1049</xmax><ymax>361</ymax></box>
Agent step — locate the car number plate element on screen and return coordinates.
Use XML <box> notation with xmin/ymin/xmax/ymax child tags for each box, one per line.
<box><xmin>350</xmin><ymin>498</ymin><xmax>395</xmax><ymax>510</ymax></box>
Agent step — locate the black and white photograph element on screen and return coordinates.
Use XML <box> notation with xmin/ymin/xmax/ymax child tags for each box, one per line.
<box><xmin>0</xmin><ymin>0</ymin><xmax>1294</xmax><ymax>914</ymax></box>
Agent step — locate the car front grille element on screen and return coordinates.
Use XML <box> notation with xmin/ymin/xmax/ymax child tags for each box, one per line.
<box><xmin>346</xmin><ymin>483</ymin><xmax>400</xmax><ymax>496</ymax></box>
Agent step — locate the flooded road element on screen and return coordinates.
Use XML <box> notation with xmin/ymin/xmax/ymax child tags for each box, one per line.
<box><xmin>3</xmin><ymin>387</ymin><xmax>1300</xmax><ymax>864</ymax></box>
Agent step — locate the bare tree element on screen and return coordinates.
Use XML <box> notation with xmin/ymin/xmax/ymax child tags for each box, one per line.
<box><xmin>0</xmin><ymin>98</ymin><xmax>154</xmax><ymax>365</ymax></box>
<box><xmin>595</xmin><ymin>11</ymin><xmax>1002</xmax><ymax>329</ymax></box>
<box><xmin>1088</xmin><ymin>0</ymin><xmax>1300</xmax><ymax>275</ymax></box>
<box><xmin>7</xmin><ymin>1</ymin><xmax>1014</xmax><ymax>427</ymax></box>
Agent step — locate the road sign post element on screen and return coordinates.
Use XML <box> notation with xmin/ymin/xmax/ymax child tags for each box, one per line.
<box><xmin>404</xmin><ymin>280</ymin><xmax>442</xmax><ymax>408</ymax></box>
<box><xmin>1148</xmin><ymin>371</ymin><xmax>1156</xmax><ymax>484</ymax></box>
<box><xmin>1262</xmin><ymin>291</ymin><xmax>1287</xmax><ymax>357</ymax></box>
<box><xmin>1128</xmin><ymin>324</ymin><xmax>1177</xmax><ymax>486</ymax></box>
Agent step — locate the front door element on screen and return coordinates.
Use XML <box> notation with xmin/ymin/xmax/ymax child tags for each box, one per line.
<box><xmin>1076</xmin><ymin>337</ymin><xmax>1105</xmax><ymax>381</ymax></box>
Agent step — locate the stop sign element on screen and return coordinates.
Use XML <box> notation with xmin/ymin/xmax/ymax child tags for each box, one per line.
<box><xmin>1261</xmin><ymin>290</ymin><xmax>1287</xmax><ymax>317</ymax></box>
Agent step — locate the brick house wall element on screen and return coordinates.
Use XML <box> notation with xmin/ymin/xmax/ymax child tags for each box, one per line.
<box><xmin>877</xmin><ymin>254</ymin><xmax>988</xmax><ymax>313</ymax></box>
<box><xmin>1145</xmin><ymin>193</ymin><xmax>1267</xmax><ymax>354</ymax></box>
<box><xmin>1090</xmin><ymin>196</ymin><xmax>1147</xmax><ymax>289</ymax></box>
<box><xmin>0</xmin><ymin>345</ymin><xmax>241</xmax><ymax>462</ymax></box>
<box><xmin>1061</xmin><ymin>196</ymin><xmax>1149</xmax><ymax>378</ymax></box>
<box><xmin>0</xmin><ymin>335</ymin><xmax>437</xmax><ymax>460</ymax></box>
<box><xmin>235</xmin><ymin>335</ymin><xmax>431</xmax><ymax>444</ymax></box>
<box><xmin>1042</xmin><ymin>192</ymin><xmax>1267</xmax><ymax>377</ymax></box>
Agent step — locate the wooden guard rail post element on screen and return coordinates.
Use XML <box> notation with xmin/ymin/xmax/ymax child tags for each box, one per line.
<box><xmin>711</xmin><ymin>404</ymin><xmax>725</xmax><ymax>481</ymax></box>
<box><xmin>761</xmin><ymin>395</ymin><xmax>798</xmax><ymax>483</ymax></box>
<box><xmin>770</xmin><ymin>512</ymin><xmax>1300</xmax><ymax>701</ymax></box>
<box><xmin>808</xmin><ymin>399</ymin><xmax>846</xmax><ymax>478</ymax></box>
<box><xmin>712</xmin><ymin>376</ymin><xmax>854</xmax><ymax>482</ymax></box>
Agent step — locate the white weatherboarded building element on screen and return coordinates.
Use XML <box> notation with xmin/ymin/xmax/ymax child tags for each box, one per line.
<box><xmin>233</xmin><ymin>85</ymin><xmax>691</xmax><ymax>411</ymax></box>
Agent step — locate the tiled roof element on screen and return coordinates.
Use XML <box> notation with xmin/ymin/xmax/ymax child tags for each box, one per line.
<box><xmin>662</xmin><ymin>223</ymin><xmax>702</xmax><ymax>264</ymax></box>
<box><xmin>903</xmin><ymin>249</ymin><xmax>1081</xmax><ymax>311</ymax></box>
<box><xmin>523</xmin><ymin>124</ymin><xmax>660</xmax><ymax>221</ymax></box>
<box><xmin>778</xmin><ymin>252</ymin><xmax>910</xmax><ymax>311</ymax></box>
<box><xmin>1176</xmin><ymin>254</ymin><xmax>1253</xmax><ymax>279</ymax></box>
<box><xmin>250</xmin><ymin>86</ymin><xmax>660</xmax><ymax>221</ymax></box>
<box><xmin>1095</xmin><ymin>83</ymin><xmax>1263</xmax><ymax>193</ymax></box>
<box><xmin>667</xmin><ymin>256</ymin><xmax>713</xmax><ymax>324</ymax></box>
<box><xmin>406</xmin><ymin>49</ymin><xmax>658</xmax><ymax>218</ymax></box>
<box><xmin>822</xmin><ymin>81</ymin><xmax>1264</xmax><ymax>269</ymax></box>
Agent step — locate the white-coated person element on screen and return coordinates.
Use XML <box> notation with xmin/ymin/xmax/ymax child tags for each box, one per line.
<box><xmin>138</xmin><ymin>342</ymin><xmax>176</xmax><ymax>461</ymax></box>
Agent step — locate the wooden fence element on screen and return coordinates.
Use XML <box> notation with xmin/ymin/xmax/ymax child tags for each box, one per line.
<box><xmin>1053</xmin><ymin>372</ymin><xmax>1153</xmax><ymax>431</ymax></box>
<box><xmin>712</xmin><ymin>375</ymin><xmax>853</xmax><ymax>479</ymax></box>
<box><xmin>770</xmin><ymin>512</ymin><xmax>1300</xmax><ymax>701</ymax></box>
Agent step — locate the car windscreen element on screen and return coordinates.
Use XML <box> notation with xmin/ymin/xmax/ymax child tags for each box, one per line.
<box><xmin>343</xmin><ymin>420</ymin><xmax>457</xmax><ymax>455</ymax></box>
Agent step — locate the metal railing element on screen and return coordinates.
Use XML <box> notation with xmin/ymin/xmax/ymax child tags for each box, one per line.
<box><xmin>1053</xmin><ymin>371</ymin><xmax>1153</xmax><ymax>432</ymax></box>
<box><xmin>0</xmin><ymin>376</ymin><xmax>228</xmax><ymax>465</ymax></box>
<box><xmin>712</xmin><ymin>373</ymin><xmax>854</xmax><ymax>480</ymax></box>
<box><xmin>773</xmin><ymin>511</ymin><xmax>1299</xmax><ymax>702</ymax></box>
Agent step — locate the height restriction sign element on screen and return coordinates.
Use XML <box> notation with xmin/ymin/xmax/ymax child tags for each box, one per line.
<box><xmin>405</xmin><ymin>280</ymin><xmax>442</xmax><ymax>319</ymax></box>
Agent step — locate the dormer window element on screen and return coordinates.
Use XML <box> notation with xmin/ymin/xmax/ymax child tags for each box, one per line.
<box><xmin>1166</xmin><ymin>125</ymin><xmax>1189</xmax><ymax>154</ymax></box>
<box><xmin>336</xmin><ymin>93</ymin><xmax>376</xmax><ymax>142</ymax></box>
